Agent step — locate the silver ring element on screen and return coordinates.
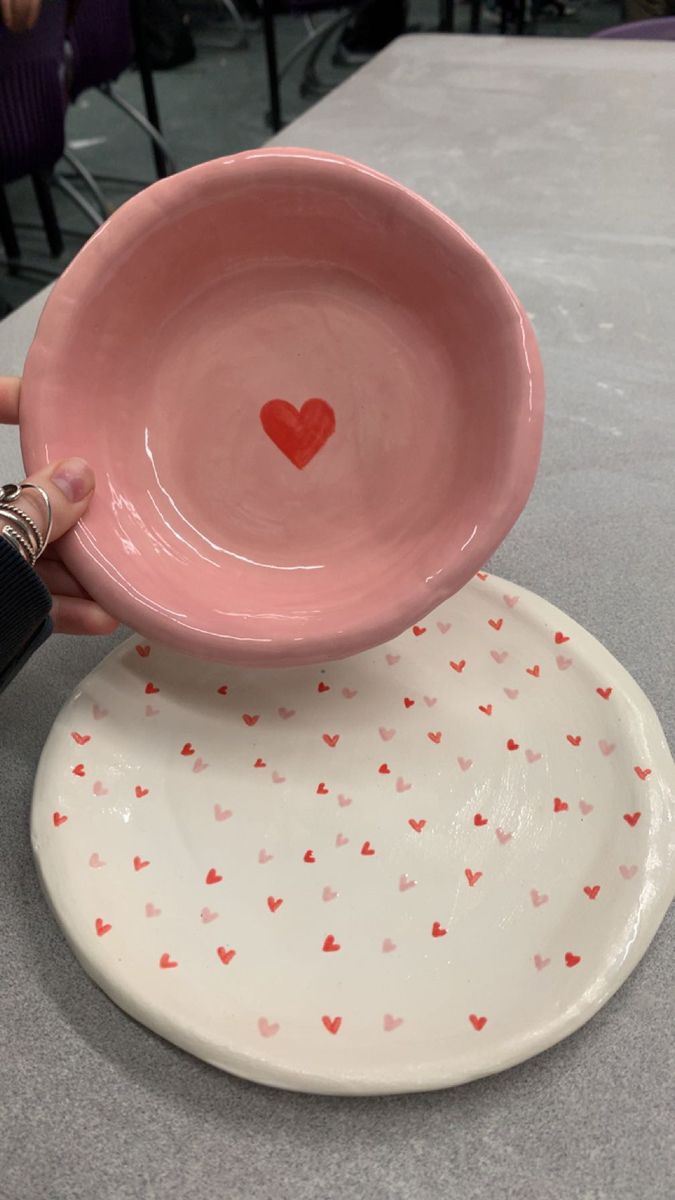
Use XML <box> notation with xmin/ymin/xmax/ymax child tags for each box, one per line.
<box><xmin>0</xmin><ymin>482</ymin><xmax>53</xmax><ymax>566</ymax></box>
<box><xmin>19</xmin><ymin>482</ymin><xmax>53</xmax><ymax>545</ymax></box>
<box><xmin>0</xmin><ymin>503</ymin><xmax>44</xmax><ymax>555</ymax></box>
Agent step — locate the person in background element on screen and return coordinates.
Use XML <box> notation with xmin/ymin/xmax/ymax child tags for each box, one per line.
<box><xmin>0</xmin><ymin>375</ymin><xmax>117</xmax><ymax>691</ymax></box>
<box><xmin>336</xmin><ymin>0</ymin><xmax>408</xmax><ymax>66</ymax></box>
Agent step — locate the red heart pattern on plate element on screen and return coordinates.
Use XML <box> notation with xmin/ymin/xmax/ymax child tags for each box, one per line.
<box><xmin>33</xmin><ymin>572</ymin><xmax>672</xmax><ymax>1094</ymax></box>
<box><xmin>260</xmin><ymin>398</ymin><xmax>336</xmax><ymax>470</ymax></box>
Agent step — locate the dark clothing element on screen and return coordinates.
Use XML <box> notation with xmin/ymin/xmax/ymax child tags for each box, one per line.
<box><xmin>0</xmin><ymin>537</ymin><xmax>52</xmax><ymax>692</ymax></box>
<box><xmin>342</xmin><ymin>0</ymin><xmax>408</xmax><ymax>54</ymax></box>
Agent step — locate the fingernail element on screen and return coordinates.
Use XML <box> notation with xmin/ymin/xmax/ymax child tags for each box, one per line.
<box><xmin>51</xmin><ymin>458</ymin><xmax>95</xmax><ymax>504</ymax></box>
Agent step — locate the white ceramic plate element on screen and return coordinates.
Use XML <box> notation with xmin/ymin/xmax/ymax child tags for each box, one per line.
<box><xmin>32</xmin><ymin>575</ymin><xmax>674</xmax><ymax>1094</ymax></box>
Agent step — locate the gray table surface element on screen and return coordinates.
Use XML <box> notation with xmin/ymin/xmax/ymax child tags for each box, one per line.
<box><xmin>1</xmin><ymin>33</ymin><xmax>673</xmax><ymax>1200</ymax></box>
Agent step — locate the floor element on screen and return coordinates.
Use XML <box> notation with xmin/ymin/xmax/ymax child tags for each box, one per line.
<box><xmin>1</xmin><ymin>0</ymin><xmax>623</xmax><ymax>313</ymax></box>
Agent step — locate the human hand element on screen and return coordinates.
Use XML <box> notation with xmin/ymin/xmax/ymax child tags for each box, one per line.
<box><xmin>0</xmin><ymin>0</ymin><xmax>42</xmax><ymax>32</ymax></box>
<box><xmin>0</xmin><ymin>375</ymin><xmax>118</xmax><ymax>635</ymax></box>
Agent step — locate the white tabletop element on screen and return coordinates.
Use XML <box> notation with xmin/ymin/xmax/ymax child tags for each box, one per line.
<box><xmin>1</xmin><ymin>34</ymin><xmax>673</xmax><ymax>1200</ymax></box>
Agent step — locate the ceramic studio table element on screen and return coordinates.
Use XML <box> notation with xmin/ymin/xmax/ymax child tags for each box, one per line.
<box><xmin>1</xmin><ymin>34</ymin><xmax>673</xmax><ymax>1200</ymax></box>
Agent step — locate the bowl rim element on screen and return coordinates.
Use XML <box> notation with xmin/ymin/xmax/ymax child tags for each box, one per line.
<box><xmin>20</xmin><ymin>147</ymin><xmax>544</xmax><ymax>666</ymax></box>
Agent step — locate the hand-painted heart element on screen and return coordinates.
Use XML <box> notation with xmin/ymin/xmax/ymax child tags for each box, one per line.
<box><xmin>206</xmin><ymin>868</ymin><xmax>223</xmax><ymax>885</ymax></box>
<box><xmin>201</xmin><ymin>907</ymin><xmax>218</xmax><ymax>923</ymax></box>
<box><xmin>383</xmin><ymin>1014</ymin><xmax>403</xmax><ymax>1032</ymax></box>
<box><xmin>431</xmin><ymin>921</ymin><xmax>447</xmax><ymax>937</ymax></box>
<box><xmin>564</xmin><ymin>951</ymin><xmax>581</xmax><ymax>967</ymax></box>
<box><xmin>217</xmin><ymin>946</ymin><xmax>236</xmax><ymax>965</ymax></box>
<box><xmin>258</xmin><ymin>1017</ymin><xmax>279</xmax><ymax>1038</ymax></box>
<box><xmin>145</xmin><ymin>902</ymin><xmax>161</xmax><ymax>918</ymax></box>
<box><xmin>318</xmin><ymin>681</ymin><xmax>330</xmax><ymax>693</ymax></box>
<box><xmin>267</xmin><ymin>896</ymin><xmax>283</xmax><ymax>912</ymax></box>
<box><xmin>133</xmin><ymin>855</ymin><xmax>150</xmax><ymax>872</ymax></box>
<box><xmin>95</xmin><ymin>917</ymin><xmax>111</xmax><ymax>937</ymax></box>
<box><xmin>322</xmin><ymin>1015</ymin><xmax>342</xmax><ymax>1035</ymax></box>
<box><xmin>70</xmin><ymin>731</ymin><xmax>90</xmax><ymax>746</ymax></box>
<box><xmin>135</xmin><ymin>786</ymin><xmax>149</xmax><ymax>799</ymax></box>
<box><xmin>464</xmin><ymin>868</ymin><xmax>482</xmax><ymax>887</ymax></box>
<box><xmin>473</xmin><ymin>813</ymin><xmax>488</xmax><ymax>827</ymax></box>
<box><xmin>52</xmin><ymin>812</ymin><xmax>68</xmax><ymax>827</ymax></box>
<box><xmin>553</xmin><ymin>796</ymin><xmax>568</xmax><ymax>813</ymax></box>
<box><xmin>583</xmin><ymin>885</ymin><xmax>600</xmax><ymax>899</ymax></box>
<box><xmin>322</xmin><ymin>934</ymin><xmax>340</xmax><ymax>952</ymax></box>
<box><xmin>260</xmin><ymin>398</ymin><xmax>335</xmax><ymax>469</ymax></box>
<box><xmin>303</xmin><ymin>849</ymin><xmax>316</xmax><ymax>863</ymax></box>
<box><xmin>159</xmin><ymin>952</ymin><xmax>178</xmax><ymax>969</ymax></box>
<box><xmin>408</xmin><ymin>818</ymin><xmax>426</xmax><ymax>833</ymax></box>
<box><xmin>469</xmin><ymin>1014</ymin><xmax>487</xmax><ymax>1031</ymax></box>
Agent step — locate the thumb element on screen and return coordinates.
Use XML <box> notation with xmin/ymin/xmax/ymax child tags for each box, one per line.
<box><xmin>20</xmin><ymin>457</ymin><xmax>95</xmax><ymax>544</ymax></box>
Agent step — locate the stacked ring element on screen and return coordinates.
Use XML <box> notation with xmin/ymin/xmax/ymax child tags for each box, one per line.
<box><xmin>0</xmin><ymin>482</ymin><xmax>53</xmax><ymax>567</ymax></box>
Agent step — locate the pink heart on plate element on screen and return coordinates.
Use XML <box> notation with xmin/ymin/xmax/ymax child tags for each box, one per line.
<box><xmin>258</xmin><ymin>849</ymin><xmax>273</xmax><ymax>864</ymax></box>
<box><xmin>88</xmin><ymin>852</ymin><xmax>105</xmax><ymax>868</ymax></box>
<box><xmin>145</xmin><ymin>704</ymin><xmax>159</xmax><ymax>718</ymax></box>
<box><xmin>556</xmin><ymin>655</ymin><xmax>573</xmax><ymax>671</ymax></box>
<box><xmin>495</xmin><ymin>828</ymin><xmax>512</xmax><ymax>845</ymax></box>
<box><xmin>396</xmin><ymin>777</ymin><xmax>412</xmax><ymax>793</ymax></box>
<box><xmin>92</xmin><ymin>704</ymin><xmax>108</xmax><ymax>721</ymax></box>
<box><xmin>457</xmin><ymin>757</ymin><xmax>473</xmax><ymax>772</ymax></box>
<box><xmin>399</xmin><ymin>874</ymin><xmax>416</xmax><ymax>892</ymax></box>
<box><xmin>335</xmin><ymin>833</ymin><xmax>349</xmax><ymax>848</ymax></box>
<box><xmin>258</xmin><ymin>1017</ymin><xmax>280</xmax><ymax>1038</ymax></box>
<box><xmin>386</xmin><ymin>654</ymin><xmax>400</xmax><ymax>666</ymax></box>
<box><xmin>200</xmin><ymin>907</ymin><xmax>219</xmax><ymax>924</ymax></box>
<box><xmin>579</xmin><ymin>800</ymin><xmax>594</xmax><ymax>815</ymax></box>
<box><xmin>145</xmin><ymin>902</ymin><xmax>161</xmax><ymax>918</ymax></box>
<box><xmin>436</xmin><ymin>621</ymin><xmax>451</xmax><ymax>634</ymax></box>
<box><xmin>534</xmin><ymin>954</ymin><xmax>550</xmax><ymax>971</ymax></box>
<box><xmin>619</xmin><ymin>864</ymin><xmax>637</xmax><ymax>880</ymax></box>
<box><xmin>504</xmin><ymin>688</ymin><xmax>519</xmax><ymax>700</ymax></box>
<box><xmin>525</xmin><ymin>749</ymin><xmax>542</xmax><ymax>764</ymax></box>
<box><xmin>214</xmin><ymin>804</ymin><xmax>232</xmax><ymax>821</ymax></box>
<box><xmin>92</xmin><ymin>781</ymin><xmax>108</xmax><ymax>797</ymax></box>
<box><xmin>322</xmin><ymin>885</ymin><xmax>337</xmax><ymax>902</ymax></box>
<box><xmin>272</xmin><ymin>770</ymin><xmax>286</xmax><ymax>783</ymax></box>
<box><xmin>530</xmin><ymin>888</ymin><xmax>548</xmax><ymax>907</ymax></box>
<box><xmin>342</xmin><ymin>688</ymin><xmax>357</xmax><ymax>699</ymax></box>
<box><xmin>423</xmin><ymin>695</ymin><xmax>437</xmax><ymax>707</ymax></box>
<box><xmin>337</xmin><ymin>794</ymin><xmax>352</xmax><ymax>807</ymax></box>
<box><xmin>491</xmin><ymin>650</ymin><xmax>508</xmax><ymax>664</ymax></box>
<box><xmin>503</xmin><ymin>594</ymin><xmax>519</xmax><ymax>608</ymax></box>
<box><xmin>379</xmin><ymin>727</ymin><xmax>396</xmax><ymax>742</ymax></box>
<box><xmin>193</xmin><ymin>757</ymin><xmax>209</xmax><ymax>774</ymax></box>
<box><xmin>278</xmin><ymin>707</ymin><xmax>296</xmax><ymax>720</ymax></box>
<box><xmin>382</xmin><ymin>938</ymin><xmax>396</xmax><ymax>953</ymax></box>
<box><xmin>383</xmin><ymin>1014</ymin><xmax>404</xmax><ymax>1032</ymax></box>
<box><xmin>598</xmin><ymin>740</ymin><xmax>615</xmax><ymax>756</ymax></box>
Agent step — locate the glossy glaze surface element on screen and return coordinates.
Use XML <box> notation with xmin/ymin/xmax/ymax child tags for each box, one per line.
<box><xmin>32</xmin><ymin>574</ymin><xmax>674</xmax><ymax>1094</ymax></box>
<box><xmin>21</xmin><ymin>149</ymin><xmax>543</xmax><ymax>665</ymax></box>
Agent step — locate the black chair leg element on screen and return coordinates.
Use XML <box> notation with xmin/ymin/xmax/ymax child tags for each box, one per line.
<box><xmin>0</xmin><ymin>185</ymin><xmax>21</xmax><ymax>268</ymax></box>
<box><xmin>129</xmin><ymin>0</ymin><xmax>169</xmax><ymax>178</ymax></box>
<box><xmin>31</xmin><ymin>172</ymin><xmax>64</xmax><ymax>257</ymax></box>
<box><xmin>470</xmin><ymin>0</ymin><xmax>481</xmax><ymax>33</ymax></box>
<box><xmin>439</xmin><ymin>1</ymin><xmax>455</xmax><ymax>31</ymax></box>
<box><xmin>262</xmin><ymin>0</ymin><xmax>282</xmax><ymax>133</ymax></box>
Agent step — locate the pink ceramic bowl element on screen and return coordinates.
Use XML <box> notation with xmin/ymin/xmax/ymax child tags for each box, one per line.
<box><xmin>21</xmin><ymin>149</ymin><xmax>543</xmax><ymax>667</ymax></box>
